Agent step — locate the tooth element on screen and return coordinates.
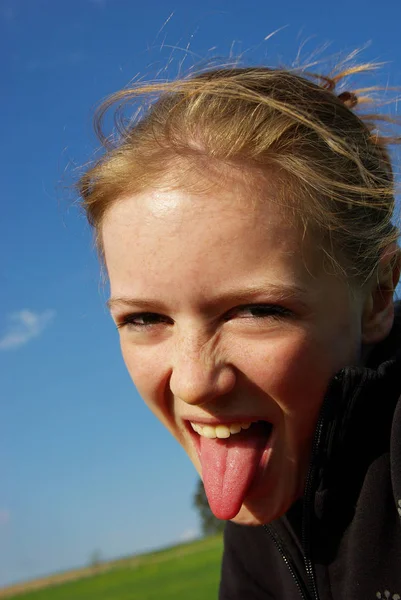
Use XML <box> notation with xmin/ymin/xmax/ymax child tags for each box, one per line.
<box><xmin>202</xmin><ymin>426</ymin><xmax>217</xmax><ymax>439</ymax></box>
<box><xmin>229</xmin><ymin>424</ymin><xmax>242</xmax><ymax>434</ymax></box>
<box><xmin>189</xmin><ymin>421</ymin><xmax>255</xmax><ymax>438</ymax></box>
<box><xmin>215</xmin><ymin>425</ymin><xmax>230</xmax><ymax>439</ymax></box>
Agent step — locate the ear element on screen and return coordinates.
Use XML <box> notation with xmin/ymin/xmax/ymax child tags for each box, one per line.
<box><xmin>361</xmin><ymin>244</ymin><xmax>401</xmax><ymax>344</ymax></box>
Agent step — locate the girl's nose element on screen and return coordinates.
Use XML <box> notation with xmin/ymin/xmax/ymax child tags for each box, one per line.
<box><xmin>168</xmin><ymin>335</ymin><xmax>236</xmax><ymax>406</ymax></box>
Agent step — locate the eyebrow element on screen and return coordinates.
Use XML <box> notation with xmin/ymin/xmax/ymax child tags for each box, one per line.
<box><xmin>107</xmin><ymin>283</ymin><xmax>310</xmax><ymax>312</ymax></box>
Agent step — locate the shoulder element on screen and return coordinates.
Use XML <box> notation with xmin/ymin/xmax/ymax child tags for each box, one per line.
<box><xmin>220</xmin><ymin>522</ymin><xmax>265</xmax><ymax>599</ymax></box>
<box><xmin>222</xmin><ymin>521</ymin><xmax>272</xmax><ymax>579</ymax></box>
<box><xmin>220</xmin><ymin>520</ymin><xmax>304</xmax><ymax>600</ymax></box>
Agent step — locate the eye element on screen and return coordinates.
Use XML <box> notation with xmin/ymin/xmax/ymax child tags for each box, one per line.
<box><xmin>116</xmin><ymin>312</ymin><xmax>172</xmax><ymax>330</ymax></box>
<box><xmin>225</xmin><ymin>304</ymin><xmax>293</xmax><ymax>321</ymax></box>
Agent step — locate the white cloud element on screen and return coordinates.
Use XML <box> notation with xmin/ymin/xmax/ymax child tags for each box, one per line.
<box><xmin>178</xmin><ymin>528</ymin><xmax>199</xmax><ymax>542</ymax></box>
<box><xmin>0</xmin><ymin>310</ymin><xmax>55</xmax><ymax>351</ymax></box>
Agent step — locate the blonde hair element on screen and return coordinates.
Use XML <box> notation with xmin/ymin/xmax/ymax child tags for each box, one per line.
<box><xmin>78</xmin><ymin>62</ymin><xmax>401</xmax><ymax>282</ymax></box>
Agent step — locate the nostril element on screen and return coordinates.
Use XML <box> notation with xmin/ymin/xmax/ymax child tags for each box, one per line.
<box><xmin>169</xmin><ymin>359</ymin><xmax>236</xmax><ymax>406</ymax></box>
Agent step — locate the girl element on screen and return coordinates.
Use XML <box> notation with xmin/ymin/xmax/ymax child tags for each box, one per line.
<box><xmin>79</xmin><ymin>62</ymin><xmax>401</xmax><ymax>599</ymax></box>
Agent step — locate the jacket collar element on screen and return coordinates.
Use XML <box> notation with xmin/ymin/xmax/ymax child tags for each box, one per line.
<box><xmin>310</xmin><ymin>301</ymin><xmax>401</xmax><ymax>524</ymax></box>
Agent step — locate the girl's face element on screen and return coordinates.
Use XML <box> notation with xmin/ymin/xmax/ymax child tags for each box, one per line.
<box><xmin>102</xmin><ymin>175</ymin><xmax>364</xmax><ymax>525</ymax></box>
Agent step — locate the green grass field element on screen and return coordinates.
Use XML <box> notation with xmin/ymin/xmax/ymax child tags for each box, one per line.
<box><xmin>3</xmin><ymin>535</ymin><xmax>224</xmax><ymax>600</ymax></box>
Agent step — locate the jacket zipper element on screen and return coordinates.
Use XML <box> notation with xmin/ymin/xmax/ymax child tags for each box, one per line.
<box><xmin>302</xmin><ymin>374</ymin><xmax>344</xmax><ymax>600</ymax></box>
<box><xmin>263</xmin><ymin>524</ymin><xmax>311</xmax><ymax>600</ymax></box>
<box><xmin>301</xmin><ymin>409</ymin><xmax>327</xmax><ymax>600</ymax></box>
<box><xmin>263</xmin><ymin>374</ymin><xmax>342</xmax><ymax>600</ymax></box>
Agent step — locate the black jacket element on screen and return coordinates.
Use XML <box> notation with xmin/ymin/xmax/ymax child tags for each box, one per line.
<box><xmin>219</xmin><ymin>306</ymin><xmax>401</xmax><ymax>600</ymax></box>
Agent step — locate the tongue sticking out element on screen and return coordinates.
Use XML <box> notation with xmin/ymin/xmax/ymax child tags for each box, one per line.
<box><xmin>199</xmin><ymin>422</ymin><xmax>270</xmax><ymax>520</ymax></box>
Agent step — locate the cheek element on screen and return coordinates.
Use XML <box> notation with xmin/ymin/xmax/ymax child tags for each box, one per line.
<box><xmin>120</xmin><ymin>341</ymin><xmax>188</xmax><ymax>447</ymax></box>
<box><xmin>241</xmin><ymin>329</ymin><xmax>349</xmax><ymax>417</ymax></box>
<box><xmin>120</xmin><ymin>342</ymin><xmax>168</xmax><ymax>416</ymax></box>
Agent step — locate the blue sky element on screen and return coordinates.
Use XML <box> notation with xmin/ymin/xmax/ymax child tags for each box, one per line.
<box><xmin>2</xmin><ymin>0</ymin><xmax>401</xmax><ymax>588</ymax></box>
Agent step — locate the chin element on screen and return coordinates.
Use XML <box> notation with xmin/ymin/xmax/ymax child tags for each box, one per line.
<box><xmin>229</xmin><ymin>500</ymin><xmax>283</xmax><ymax>526</ymax></box>
<box><xmin>227</xmin><ymin>485</ymin><xmax>302</xmax><ymax>526</ymax></box>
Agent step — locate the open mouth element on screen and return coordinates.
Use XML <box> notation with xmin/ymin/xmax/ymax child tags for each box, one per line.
<box><xmin>186</xmin><ymin>419</ymin><xmax>274</xmax><ymax>520</ymax></box>
<box><xmin>186</xmin><ymin>419</ymin><xmax>273</xmax><ymax>457</ymax></box>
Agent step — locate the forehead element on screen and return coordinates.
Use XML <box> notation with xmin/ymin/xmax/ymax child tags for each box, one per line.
<box><xmin>103</xmin><ymin>167</ymin><xmax>297</xmax><ymax>238</ymax></box>
<box><xmin>101</xmin><ymin>175</ymin><xmax>325</xmax><ymax>302</ymax></box>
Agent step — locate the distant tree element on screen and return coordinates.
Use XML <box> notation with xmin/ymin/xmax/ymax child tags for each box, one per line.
<box><xmin>89</xmin><ymin>549</ymin><xmax>102</xmax><ymax>571</ymax></box>
<box><xmin>193</xmin><ymin>478</ymin><xmax>226</xmax><ymax>536</ymax></box>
